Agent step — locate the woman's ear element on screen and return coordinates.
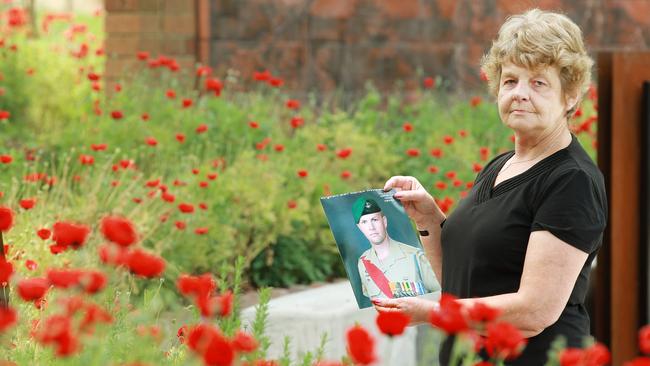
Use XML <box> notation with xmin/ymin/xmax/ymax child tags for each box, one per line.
<box><xmin>565</xmin><ymin>92</ymin><xmax>579</xmax><ymax>113</ymax></box>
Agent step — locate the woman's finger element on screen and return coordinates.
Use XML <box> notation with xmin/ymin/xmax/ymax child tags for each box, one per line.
<box><xmin>383</xmin><ymin>176</ymin><xmax>414</xmax><ymax>191</ymax></box>
<box><xmin>393</xmin><ymin>189</ymin><xmax>430</xmax><ymax>202</ymax></box>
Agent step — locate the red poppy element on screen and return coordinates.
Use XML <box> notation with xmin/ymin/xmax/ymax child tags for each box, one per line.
<box><xmin>346</xmin><ymin>325</ymin><xmax>376</xmax><ymax>365</ymax></box>
<box><xmin>467</xmin><ymin>301</ymin><xmax>501</xmax><ymax>323</ymax></box>
<box><xmin>640</xmin><ymin>325</ymin><xmax>650</xmax><ymax>354</ymax></box>
<box><xmin>443</xmin><ymin>135</ymin><xmax>454</xmax><ymax>145</ymax></box>
<box><xmin>205</xmin><ymin>78</ymin><xmax>223</xmax><ymax>96</ymax></box>
<box><xmin>47</xmin><ymin>269</ymin><xmax>81</xmax><ymax>289</ymax></box>
<box><xmin>445</xmin><ymin>171</ymin><xmax>457</xmax><ymax>180</ymax></box>
<box><xmin>470</xmin><ymin>96</ymin><xmax>482</xmax><ymax>107</ymax></box>
<box><xmin>0</xmin><ymin>155</ymin><xmax>12</xmax><ymax>164</ymax></box>
<box><xmin>87</xmin><ymin>72</ymin><xmax>100</xmax><ymax>81</ymax></box>
<box><xmin>430</xmin><ymin>148</ymin><xmax>443</xmax><ymax>158</ymax></box>
<box><xmin>192</xmin><ymin>168</ymin><xmax>200</xmax><ymax>175</ymax></box>
<box><xmin>435</xmin><ymin>181</ymin><xmax>447</xmax><ymax>190</ymax></box>
<box><xmin>484</xmin><ymin>321</ymin><xmax>526</xmax><ymax>360</ymax></box>
<box><xmin>376</xmin><ymin>311</ymin><xmax>410</xmax><ymax>337</ymax></box>
<box><xmin>194</xmin><ymin>227</ymin><xmax>208</xmax><ymax>235</ymax></box>
<box><xmin>336</xmin><ymin>148</ymin><xmax>352</xmax><ymax>159</ymax></box>
<box><xmin>249</xmin><ymin>121</ymin><xmax>259</xmax><ymax>129</ymax></box>
<box><xmin>111</xmin><ymin>110</ymin><xmax>123</xmax><ymax>120</ymax></box>
<box><xmin>80</xmin><ymin>270</ymin><xmax>107</xmax><ymax>294</ymax></box>
<box><xmin>479</xmin><ymin>147</ymin><xmax>489</xmax><ymax>161</ymax></box>
<box><xmin>406</xmin><ymin>148</ymin><xmax>420</xmax><ymax>157</ymax></box>
<box><xmin>317</xmin><ymin>144</ymin><xmax>327</xmax><ymax>152</ymax></box>
<box><xmin>174</xmin><ymin>133</ymin><xmax>185</xmax><ymax>143</ymax></box>
<box><xmin>268</xmin><ymin>77</ymin><xmax>284</xmax><ymax>87</ymax></box>
<box><xmin>0</xmin><ymin>206</ymin><xmax>14</xmax><ymax>232</ymax></box>
<box><xmin>136</xmin><ymin>51</ymin><xmax>149</xmax><ymax>60</ymax></box>
<box><xmin>341</xmin><ymin>170</ymin><xmax>352</xmax><ymax>180</ymax></box>
<box><xmin>101</xmin><ymin>216</ymin><xmax>138</xmax><ymax>247</ymax></box>
<box><xmin>287</xmin><ymin>200</ymin><xmax>297</xmax><ymax>209</ymax></box>
<box><xmin>559</xmin><ymin>348</ymin><xmax>583</xmax><ymax>366</ymax></box>
<box><xmin>20</xmin><ymin>198</ymin><xmax>36</xmax><ymax>210</ymax></box>
<box><xmin>52</xmin><ymin>221</ymin><xmax>91</xmax><ymax>250</ymax></box>
<box><xmin>459</xmin><ymin>129</ymin><xmax>468</xmax><ymax>138</ymax></box>
<box><xmin>196</xmin><ymin>124</ymin><xmax>208</xmax><ymax>134</ymax></box>
<box><xmin>126</xmin><ymin>249</ymin><xmax>166</xmax><ymax>278</ymax></box>
<box><xmin>202</xmin><ymin>330</ymin><xmax>235</xmax><ymax>366</ymax></box>
<box><xmin>403</xmin><ymin>122</ymin><xmax>413</xmax><ymax>132</ymax></box>
<box><xmin>141</xmin><ymin>113</ymin><xmax>150</xmax><ymax>121</ymax></box>
<box><xmin>253</xmin><ymin>70</ymin><xmax>271</xmax><ymax>81</ymax></box>
<box><xmin>290</xmin><ymin>116</ymin><xmax>304</xmax><ymax>128</ymax></box>
<box><xmin>583</xmin><ymin>342</ymin><xmax>610</xmax><ymax>366</ymax></box>
<box><xmin>25</xmin><ymin>259</ymin><xmax>37</xmax><ymax>271</ymax></box>
<box><xmin>79</xmin><ymin>154</ymin><xmax>94</xmax><ymax>165</ymax></box>
<box><xmin>0</xmin><ymin>258</ymin><xmax>14</xmax><ymax>284</ymax></box>
<box><xmin>423</xmin><ymin>77</ymin><xmax>435</xmax><ymax>89</ymax></box>
<box><xmin>196</xmin><ymin>65</ymin><xmax>212</xmax><ymax>77</ymax></box>
<box><xmin>0</xmin><ymin>110</ymin><xmax>10</xmax><ymax>120</ymax></box>
<box><xmin>166</xmin><ymin>89</ymin><xmax>176</xmax><ymax>99</ymax></box>
<box><xmin>182</xmin><ymin>99</ymin><xmax>193</xmax><ymax>108</ymax></box>
<box><xmin>199</xmin><ymin>203</ymin><xmax>208</xmax><ymax>210</ymax></box>
<box><xmin>175</xmin><ymin>221</ymin><xmax>186</xmax><ymax>230</ymax></box>
<box><xmin>428</xmin><ymin>165</ymin><xmax>439</xmax><ymax>174</ymax></box>
<box><xmin>297</xmin><ymin>170</ymin><xmax>308</xmax><ymax>178</ymax></box>
<box><xmin>429</xmin><ymin>293</ymin><xmax>469</xmax><ymax>335</ymax></box>
<box><xmin>17</xmin><ymin>277</ymin><xmax>49</xmax><ymax>302</ymax></box>
<box><xmin>0</xmin><ymin>306</ymin><xmax>17</xmax><ymax>332</ymax></box>
<box><xmin>178</xmin><ymin>203</ymin><xmax>194</xmax><ymax>213</ymax></box>
<box><xmin>217</xmin><ymin>291</ymin><xmax>233</xmax><ymax>317</ymax></box>
<box><xmin>473</xmin><ymin>163</ymin><xmax>483</xmax><ymax>173</ymax></box>
<box><xmin>624</xmin><ymin>357</ymin><xmax>650</xmax><ymax>366</ymax></box>
<box><xmin>145</xmin><ymin>137</ymin><xmax>158</xmax><ymax>146</ymax></box>
<box><xmin>233</xmin><ymin>331</ymin><xmax>258</xmax><ymax>353</ymax></box>
<box><xmin>286</xmin><ymin>99</ymin><xmax>300</xmax><ymax>109</ymax></box>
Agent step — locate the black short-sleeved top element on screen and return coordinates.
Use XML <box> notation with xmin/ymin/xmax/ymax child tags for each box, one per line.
<box><xmin>439</xmin><ymin>134</ymin><xmax>608</xmax><ymax>365</ymax></box>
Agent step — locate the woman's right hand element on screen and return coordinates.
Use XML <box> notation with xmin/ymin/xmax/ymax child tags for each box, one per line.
<box><xmin>383</xmin><ymin>176</ymin><xmax>446</xmax><ymax>229</ymax></box>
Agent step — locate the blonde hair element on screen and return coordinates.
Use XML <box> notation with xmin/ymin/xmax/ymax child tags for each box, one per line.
<box><xmin>480</xmin><ymin>9</ymin><xmax>593</xmax><ymax>117</ymax></box>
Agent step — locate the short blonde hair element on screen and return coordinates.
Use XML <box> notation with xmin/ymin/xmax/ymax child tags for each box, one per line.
<box><xmin>480</xmin><ymin>9</ymin><xmax>593</xmax><ymax>116</ymax></box>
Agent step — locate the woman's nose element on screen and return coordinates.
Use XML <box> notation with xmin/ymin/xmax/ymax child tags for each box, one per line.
<box><xmin>511</xmin><ymin>81</ymin><xmax>530</xmax><ymax>101</ymax></box>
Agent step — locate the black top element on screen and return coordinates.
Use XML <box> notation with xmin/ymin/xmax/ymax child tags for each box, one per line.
<box><xmin>439</xmin><ymin>134</ymin><xmax>608</xmax><ymax>365</ymax></box>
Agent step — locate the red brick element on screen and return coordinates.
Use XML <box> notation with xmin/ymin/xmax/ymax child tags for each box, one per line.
<box><xmin>310</xmin><ymin>0</ymin><xmax>359</xmax><ymax>19</ymax></box>
<box><xmin>161</xmin><ymin>38</ymin><xmax>196</xmax><ymax>55</ymax></box>
<box><xmin>435</xmin><ymin>0</ymin><xmax>457</xmax><ymax>20</ymax></box>
<box><xmin>374</xmin><ymin>0</ymin><xmax>431</xmax><ymax>19</ymax></box>
<box><xmin>106</xmin><ymin>14</ymin><xmax>160</xmax><ymax>33</ymax></box>
<box><xmin>616</xmin><ymin>0</ymin><xmax>650</xmax><ymax>26</ymax></box>
<box><xmin>163</xmin><ymin>0</ymin><xmax>195</xmax><ymax>14</ymax></box>
<box><xmin>163</xmin><ymin>15</ymin><xmax>195</xmax><ymax>35</ymax></box>
<box><xmin>105</xmin><ymin>0</ymin><xmax>160</xmax><ymax>12</ymax></box>
<box><xmin>105</xmin><ymin>35</ymin><xmax>140</xmax><ymax>56</ymax></box>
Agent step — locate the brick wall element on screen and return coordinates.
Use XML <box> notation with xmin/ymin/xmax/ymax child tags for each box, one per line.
<box><xmin>104</xmin><ymin>0</ymin><xmax>199</xmax><ymax>81</ymax></box>
<box><xmin>105</xmin><ymin>0</ymin><xmax>650</xmax><ymax>95</ymax></box>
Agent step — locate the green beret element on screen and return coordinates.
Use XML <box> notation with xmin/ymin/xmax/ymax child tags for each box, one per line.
<box><xmin>352</xmin><ymin>198</ymin><xmax>382</xmax><ymax>223</ymax></box>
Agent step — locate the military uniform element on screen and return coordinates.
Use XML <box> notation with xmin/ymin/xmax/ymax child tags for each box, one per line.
<box><xmin>357</xmin><ymin>238</ymin><xmax>440</xmax><ymax>299</ymax></box>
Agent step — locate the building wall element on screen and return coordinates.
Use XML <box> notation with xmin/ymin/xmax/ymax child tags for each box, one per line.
<box><xmin>104</xmin><ymin>0</ymin><xmax>650</xmax><ymax>94</ymax></box>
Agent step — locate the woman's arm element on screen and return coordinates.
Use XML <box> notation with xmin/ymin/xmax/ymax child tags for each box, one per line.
<box><xmin>458</xmin><ymin>230</ymin><xmax>588</xmax><ymax>337</ymax></box>
<box><xmin>375</xmin><ymin>230</ymin><xmax>589</xmax><ymax>337</ymax></box>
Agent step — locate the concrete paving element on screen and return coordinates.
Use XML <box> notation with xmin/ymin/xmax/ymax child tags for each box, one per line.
<box><xmin>240</xmin><ymin>281</ymin><xmax>441</xmax><ymax>365</ymax></box>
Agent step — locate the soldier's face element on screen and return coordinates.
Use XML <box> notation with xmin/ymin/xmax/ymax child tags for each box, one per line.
<box><xmin>356</xmin><ymin>212</ymin><xmax>388</xmax><ymax>245</ymax></box>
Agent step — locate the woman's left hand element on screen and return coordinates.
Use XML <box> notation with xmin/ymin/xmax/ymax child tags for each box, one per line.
<box><xmin>372</xmin><ymin>297</ymin><xmax>436</xmax><ymax>325</ymax></box>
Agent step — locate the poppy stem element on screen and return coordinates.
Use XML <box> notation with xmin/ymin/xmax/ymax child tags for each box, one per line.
<box><xmin>0</xmin><ymin>231</ymin><xmax>8</xmax><ymax>308</ymax></box>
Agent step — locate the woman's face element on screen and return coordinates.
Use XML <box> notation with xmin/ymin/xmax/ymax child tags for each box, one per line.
<box><xmin>497</xmin><ymin>62</ymin><xmax>576</xmax><ymax>135</ymax></box>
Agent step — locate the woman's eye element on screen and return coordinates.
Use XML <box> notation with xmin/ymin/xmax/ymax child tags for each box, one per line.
<box><xmin>503</xmin><ymin>79</ymin><xmax>516</xmax><ymax>86</ymax></box>
<box><xmin>533</xmin><ymin>80</ymin><xmax>546</xmax><ymax>86</ymax></box>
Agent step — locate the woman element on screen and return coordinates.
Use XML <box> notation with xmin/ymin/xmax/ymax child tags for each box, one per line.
<box><xmin>374</xmin><ymin>9</ymin><xmax>607</xmax><ymax>365</ymax></box>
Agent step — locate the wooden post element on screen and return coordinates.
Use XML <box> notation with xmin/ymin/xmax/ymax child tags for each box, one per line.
<box><xmin>596</xmin><ymin>52</ymin><xmax>650</xmax><ymax>365</ymax></box>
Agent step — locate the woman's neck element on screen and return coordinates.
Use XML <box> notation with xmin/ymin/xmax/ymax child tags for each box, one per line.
<box><xmin>512</xmin><ymin>125</ymin><xmax>571</xmax><ymax>161</ymax></box>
